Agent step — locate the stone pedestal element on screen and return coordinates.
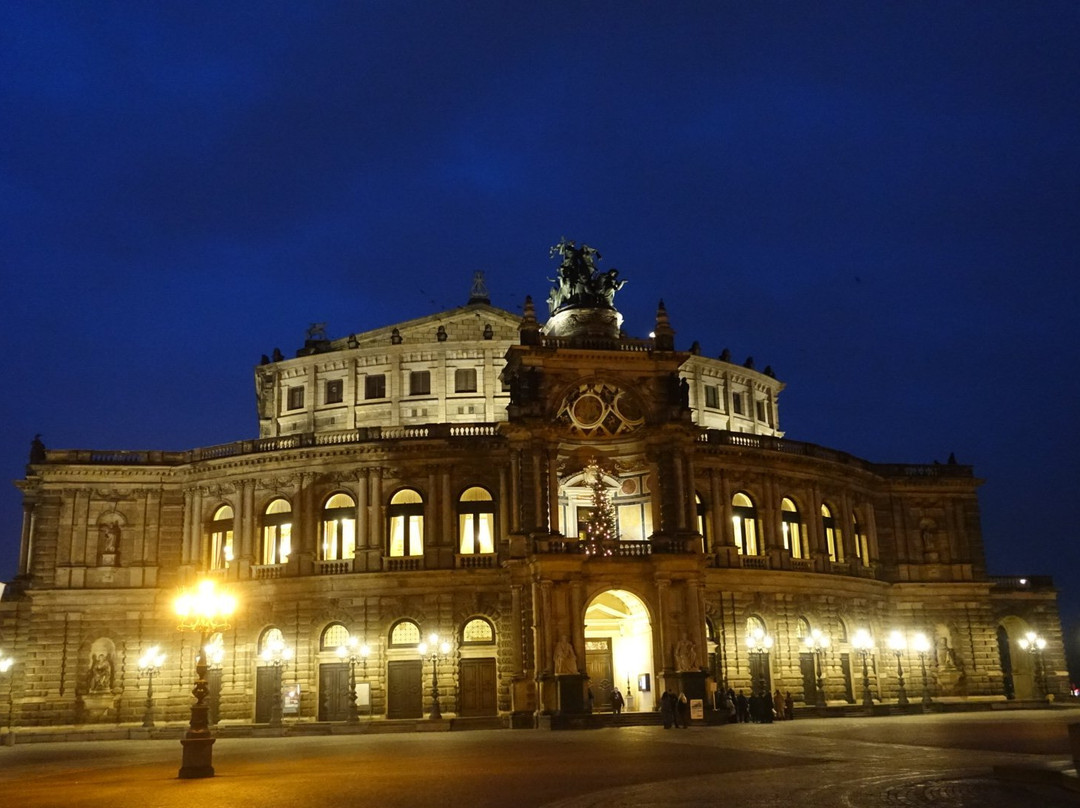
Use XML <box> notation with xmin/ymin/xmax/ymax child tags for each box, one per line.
<box><xmin>555</xmin><ymin>673</ymin><xmax>587</xmax><ymax>715</ymax></box>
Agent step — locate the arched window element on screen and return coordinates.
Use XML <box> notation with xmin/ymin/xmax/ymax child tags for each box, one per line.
<box><xmin>795</xmin><ymin>616</ymin><xmax>811</xmax><ymax>640</ymax></box>
<box><xmin>259</xmin><ymin>627</ymin><xmax>285</xmax><ymax>656</ymax></box>
<box><xmin>390</xmin><ymin>619</ymin><xmax>421</xmax><ymax>648</ymax></box>
<box><xmin>821</xmin><ymin>503</ymin><xmax>843</xmax><ymax>563</ymax></box>
<box><xmin>852</xmin><ymin>513</ymin><xmax>869</xmax><ymax>566</ymax></box>
<box><xmin>781</xmin><ymin>498</ymin><xmax>804</xmax><ymax>559</ymax></box>
<box><xmin>388</xmin><ymin>489</ymin><xmax>424</xmax><ymax>557</ymax></box>
<box><xmin>261</xmin><ymin>499</ymin><xmax>292</xmax><ymax>565</ymax></box>
<box><xmin>462</xmin><ymin>617</ymin><xmax>496</xmax><ymax>645</ymax></box>
<box><xmin>746</xmin><ymin>615</ymin><xmax>767</xmax><ymax>638</ymax></box>
<box><xmin>208</xmin><ymin>504</ymin><xmax>234</xmax><ymax>570</ymax></box>
<box><xmin>696</xmin><ymin>493</ymin><xmax>708</xmax><ymax>547</ymax></box>
<box><xmin>321</xmin><ymin>622</ymin><xmax>350</xmax><ymax>651</ymax></box>
<box><xmin>321</xmin><ymin>493</ymin><xmax>356</xmax><ymax>561</ymax></box>
<box><xmin>732</xmin><ymin>492</ymin><xmax>759</xmax><ymax>555</ymax></box>
<box><xmin>458</xmin><ymin>487</ymin><xmax>494</xmax><ymax>554</ymax></box>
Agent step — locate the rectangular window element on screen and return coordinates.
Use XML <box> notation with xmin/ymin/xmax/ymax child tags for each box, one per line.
<box><xmin>364</xmin><ymin>374</ymin><xmax>386</xmax><ymax>400</ymax></box>
<box><xmin>732</xmin><ymin>392</ymin><xmax>744</xmax><ymax>415</ymax></box>
<box><xmin>454</xmin><ymin>367</ymin><xmax>477</xmax><ymax>393</ymax></box>
<box><xmin>704</xmin><ymin>385</ymin><xmax>719</xmax><ymax>409</ymax></box>
<box><xmin>287</xmin><ymin>386</ymin><xmax>305</xmax><ymax>410</ymax></box>
<box><xmin>756</xmin><ymin>400</ymin><xmax>767</xmax><ymax>422</ymax></box>
<box><xmin>409</xmin><ymin>370</ymin><xmax>431</xmax><ymax>396</ymax></box>
<box><xmin>325</xmin><ymin>379</ymin><xmax>344</xmax><ymax>404</ymax></box>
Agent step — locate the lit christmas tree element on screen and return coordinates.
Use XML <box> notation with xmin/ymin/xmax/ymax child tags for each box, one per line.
<box><xmin>583</xmin><ymin>462</ymin><xmax>618</xmax><ymax>555</ymax></box>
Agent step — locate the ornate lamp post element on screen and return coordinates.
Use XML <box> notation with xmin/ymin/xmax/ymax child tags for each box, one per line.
<box><xmin>912</xmin><ymin>632</ymin><xmax>933</xmax><ymax>708</ymax></box>
<box><xmin>1</xmin><ymin>650</ymin><xmax>13</xmax><ymax>746</ymax></box>
<box><xmin>336</xmin><ymin>635</ymin><xmax>370</xmax><ymax>724</ymax></box>
<box><xmin>418</xmin><ymin>633</ymin><xmax>451</xmax><ymax>720</ymax></box>
<box><xmin>173</xmin><ymin>578</ymin><xmax>236</xmax><ymax>779</ymax></box>
<box><xmin>1018</xmin><ymin>631</ymin><xmax>1047</xmax><ymax>698</ymax></box>
<box><xmin>137</xmin><ymin>645</ymin><xmax>166</xmax><ymax>728</ymax></box>
<box><xmin>851</xmin><ymin>628</ymin><xmax>875</xmax><ymax>709</ymax></box>
<box><xmin>887</xmin><ymin>631</ymin><xmax>910</xmax><ymax>707</ymax></box>
<box><xmin>803</xmin><ymin>628</ymin><xmax>830</xmax><ymax>707</ymax></box>
<box><xmin>203</xmin><ymin>637</ymin><xmax>225</xmax><ymax>726</ymax></box>
<box><xmin>260</xmin><ymin>637</ymin><xmax>294</xmax><ymax>728</ymax></box>
<box><xmin>746</xmin><ymin>626</ymin><xmax>773</xmax><ymax>697</ymax></box>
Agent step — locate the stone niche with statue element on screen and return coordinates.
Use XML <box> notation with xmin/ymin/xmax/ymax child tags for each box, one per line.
<box><xmin>76</xmin><ymin>637</ymin><xmax>121</xmax><ymax>723</ymax></box>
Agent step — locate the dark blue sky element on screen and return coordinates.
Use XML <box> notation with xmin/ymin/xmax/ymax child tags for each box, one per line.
<box><xmin>3</xmin><ymin>3</ymin><xmax>1078</xmax><ymax>674</ymax></box>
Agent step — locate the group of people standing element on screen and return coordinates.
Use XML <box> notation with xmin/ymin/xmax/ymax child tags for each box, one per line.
<box><xmin>725</xmin><ymin>688</ymin><xmax>794</xmax><ymax>723</ymax></box>
<box><xmin>659</xmin><ymin>689</ymin><xmax>690</xmax><ymax>728</ymax></box>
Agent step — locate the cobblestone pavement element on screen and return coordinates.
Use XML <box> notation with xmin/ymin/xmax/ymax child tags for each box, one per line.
<box><xmin>1</xmin><ymin>711</ymin><xmax>1077</xmax><ymax>808</ymax></box>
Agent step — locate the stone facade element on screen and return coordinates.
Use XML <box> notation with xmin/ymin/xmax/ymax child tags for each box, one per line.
<box><xmin>0</xmin><ymin>263</ymin><xmax>1066</xmax><ymax>729</ymax></box>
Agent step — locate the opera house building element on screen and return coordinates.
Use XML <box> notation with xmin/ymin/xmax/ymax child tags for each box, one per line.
<box><xmin>0</xmin><ymin>242</ymin><xmax>1066</xmax><ymax>730</ymax></box>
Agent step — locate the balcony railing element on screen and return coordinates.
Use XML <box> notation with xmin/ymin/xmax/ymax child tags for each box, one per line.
<box><xmin>455</xmin><ymin>553</ymin><xmax>498</xmax><ymax>569</ymax></box>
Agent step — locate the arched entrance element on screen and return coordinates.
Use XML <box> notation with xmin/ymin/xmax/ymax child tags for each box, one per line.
<box><xmin>584</xmin><ymin>590</ymin><xmax>655</xmax><ymax>713</ymax></box>
<box><xmin>998</xmin><ymin>616</ymin><xmax>1037</xmax><ymax>699</ymax></box>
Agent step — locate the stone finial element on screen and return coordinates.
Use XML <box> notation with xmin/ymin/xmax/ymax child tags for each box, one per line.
<box><xmin>653</xmin><ymin>299</ymin><xmax>675</xmax><ymax>351</ymax></box>
<box><xmin>519</xmin><ymin>296</ymin><xmax>540</xmax><ymax>345</ymax></box>
<box><xmin>469</xmin><ymin>270</ymin><xmax>491</xmax><ymax>305</ymax></box>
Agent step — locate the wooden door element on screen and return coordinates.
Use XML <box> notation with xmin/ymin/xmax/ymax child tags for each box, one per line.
<box><xmin>459</xmin><ymin>658</ymin><xmax>497</xmax><ymax>717</ymax></box>
<box><xmin>840</xmin><ymin>653</ymin><xmax>855</xmax><ymax>703</ymax></box>
<box><xmin>585</xmin><ymin>638</ymin><xmax>614</xmax><ymax>710</ymax></box>
<box><xmin>255</xmin><ymin>666</ymin><xmax>277</xmax><ymax>723</ymax></box>
<box><xmin>319</xmin><ymin>662</ymin><xmax>351</xmax><ymax>722</ymax></box>
<box><xmin>387</xmin><ymin>659</ymin><xmax>423</xmax><ymax>719</ymax></box>
<box><xmin>799</xmin><ymin>652</ymin><xmax>817</xmax><ymax>704</ymax></box>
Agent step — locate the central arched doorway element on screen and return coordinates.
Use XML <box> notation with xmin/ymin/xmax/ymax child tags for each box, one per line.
<box><xmin>584</xmin><ymin>590</ymin><xmax>655</xmax><ymax>713</ymax></box>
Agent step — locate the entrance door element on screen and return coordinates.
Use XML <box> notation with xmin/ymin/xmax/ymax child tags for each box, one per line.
<box><xmin>799</xmin><ymin>652</ymin><xmax>817</xmax><ymax>704</ymax></box>
<box><xmin>749</xmin><ymin>653</ymin><xmax>771</xmax><ymax>696</ymax></box>
<box><xmin>585</xmin><ymin>638</ymin><xmax>614</xmax><ymax>710</ymax></box>
<box><xmin>387</xmin><ymin>659</ymin><xmax>423</xmax><ymax>719</ymax></box>
<box><xmin>255</xmin><ymin>666</ymin><xmax>277</xmax><ymax>723</ymax></box>
<box><xmin>997</xmin><ymin>626</ymin><xmax>1015</xmax><ymax>699</ymax></box>
<box><xmin>459</xmin><ymin>658</ymin><xmax>497</xmax><ymax>717</ymax></box>
<box><xmin>319</xmin><ymin>662</ymin><xmax>351</xmax><ymax>722</ymax></box>
<box><xmin>840</xmin><ymin>653</ymin><xmax>855</xmax><ymax>703</ymax></box>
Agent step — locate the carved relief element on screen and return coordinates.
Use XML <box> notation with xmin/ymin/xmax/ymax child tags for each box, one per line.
<box><xmin>556</xmin><ymin>381</ymin><xmax>645</xmax><ymax>437</ymax></box>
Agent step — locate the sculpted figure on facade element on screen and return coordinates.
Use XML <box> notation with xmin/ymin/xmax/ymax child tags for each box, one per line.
<box><xmin>547</xmin><ymin>239</ymin><xmax>626</xmax><ymax>315</ymax></box>
<box><xmin>553</xmin><ymin>634</ymin><xmax>578</xmax><ymax>674</ymax></box>
<box><xmin>674</xmin><ymin>636</ymin><xmax>698</xmax><ymax>671</ymax></box>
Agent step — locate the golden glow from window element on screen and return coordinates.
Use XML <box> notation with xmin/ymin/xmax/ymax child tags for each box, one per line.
<box><xmin>262</xmin><ymin>498</ymin><xmax>292</xmax><ymax>565</ymax></box>
<box><xmin>462</xmin><ymin>618</ymin><xmax>495</xmax><ymax>644</ymax></box>
<box><xmin>781</xmin><ymin>497</ymin><xmax>804</xmax><ymax>559</ymax></box>
<box><xmin>732</xmin><ymin>492</ymin><xmax>758</xmax><ymax>555</ymax></box>
<box><xmin>853</xmin><ymin>514</ymin><xmax>869</xmax><ymax>566</ymax></box>
<box><xmin>390</xmin><ymin>620</ymin><xmax>420</xmax><ymax>646</ymax></box>
<box><xmin>210</xmin><ymin>505</ymin><xmax>234</xmax><ymax>570</ymax></box>
<box><xmin>389</xmin><ymin>489</ymin><xmax>423</xmax><ymax>557</ymax></box>
<box><xmin>322</xmin><ymin>623</ymin><xmax>349</xmax><ymax>650</ymax></box>
<box><xmin>322</xmin><ymin>493</ymin><xmax>356</xmax><ymax>561</ymax></box>
<box><xmin>457</xmin><ymin>487</ymin><xmax>493</xmax><ymax>554</ymax></box>
<box><xmin>821</xmin><ymin>503</ymin><xmax>843</xmax><ymax>563</ymax></box>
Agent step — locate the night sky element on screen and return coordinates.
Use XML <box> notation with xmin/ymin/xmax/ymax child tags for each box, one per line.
<box><xmin>3</xmin><ymin>4</ymin><xmax>1078</xmax><ymax>677</ymax></box>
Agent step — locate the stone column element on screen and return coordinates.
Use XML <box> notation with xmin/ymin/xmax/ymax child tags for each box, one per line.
<box><xmin>672</xmin><ymin>450</ymin><xmax>687</xmax><ymax>531</ymax></box>
<box><xmin>509</xmin><ymin>450</ymin><xmax>521</xmax><ymax>533</ymax></box>
<box><xmin>498</xmin><ymin>465</ymin><xmax>510</xmax><ymax>544</ymax></box>
<box><xmin>531</xmin><ymin>451</ymin><xmax>544</xmax><ymax>533</ymax></box>
<box><xmin>356</xmin><ymin>468</ymin><xmax>368</xmax><ymax>551</ymax></box>
<box><xmin>655</xmin><ymin>578</ymin><xmax>670</xmax><ymax>672</ymax></box>
<box><xmin>511</xmin><ymin>584</ymin><xmax>524</xmax><ymax>676</ymax></box>
<box><xmin>547</xmin><ymin>451</ymin><xmax>560</xmax><ymax>535</ymax></box>
<box><xmin>238</xmin><ymin>479</ymin><xmax>256</xmax><ymax>572</ymax></box>
<box><xmin>19</xmin><ymin>502</ymin><xmax>36</xmax><ymax>576</ymax></box>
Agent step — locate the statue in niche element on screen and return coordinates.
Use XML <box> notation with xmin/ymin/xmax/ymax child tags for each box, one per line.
<box><xmin>553</xmin><ymin>635</ymin><xmax>579</xmax><ymax>675</ymax></box>
<box><xmin>100</xmin><ymin>522</ymin><xmax>120</xmax><ymax>554</ymax></box>
<box><xmin>674</xmin><ymin>636</ymin><xmax>699</xmax><ymax>671</ymax></box>
<box><xmin>87</xmin><ymin>651</ymin><xmax>115</xmax><ymax>694</ymax></box>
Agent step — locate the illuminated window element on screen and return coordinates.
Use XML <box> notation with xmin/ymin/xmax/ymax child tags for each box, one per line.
<box><xmin>781</xmin><ymin>498</ymin><xmax>804</xmax><ymax>559</ymax></box>
<box><xmin>390</xmin><ymin>619</ymin><xmax>421</xmax><ymax>647</ymax></box>
<box><xmin>746</xmin><ymin>615</ymin><xmax>766</xmax><ymax>637</ymax></box>
<box><xmin>364</xmin><ymin>374</ymin><xmax>386</xmax><ymax>400</ymax></box>
<box><xmin>321</xmin><ymin>623</ymin><xmax>349</xmax><ymax>650</ymax></box>
<box><xmin>321</xmin><ymin>493</ymin><xmax>356</xmax><ymax>561</ymax></box>
<box><xmin>454</xmin><ymin>368</ymin><xmax>477</xmax><ymax>393</ymax></box>
<box><xmin>695</xmin><ymin>493</ymin><xmax>708</xmax><ymax>546</ymax></box>
<box><xmin>259</xmin><ymin>627</ymin><xmax>285</xmax><ymax>656</ymax></box>
<box><xmin>795</xmin><ymin>617</ymin><xmax>810</xmax><ymax>639</ymax></box>
<box><xmin>325</xmin><ymin>379</ymin><xmax>343</xmax><ymax>404</ymax></box>
<box><xmin>208</xmin><ymin>504</ymin><xmax>234</xmax><ymax>570</ymax></box>
<box><xmin>388</xmin><ymin>489</ymin><xmax>424</xmax><ymax>557</ymax></box>
<box><xmin>409</xmin><ymin>371</ymin><xmax>431</xmax><ymax>396</ymax></box>
<box><xmin>704</xmin><ymin>385</ymin><xmax>719</xmax><ymax>409</ymax></box>
<box><xmin>853</xmin><ymin>513</ymin><xmax>870</xmax><ymax>566</ymax></box>
<box><xmin>462</xmin><ymin>618</ymin><xmax>495</xmax><ymax>645</ymax></box>
<box><xmin>822</xmin><ymin>503</ymin><xmax>843</xmax><ymax>563</ymax></box>
<box><xmin>458</xmin><ymin>487</ymin><xmax>494</xmax><ymax>554</ymax></box>
<box><xmin>732</xmin><ymin>492</ymin><xmax>759</xmax><ymax>555</ymax></box>
<box><xmin>261</xmin><ymin>498</ymin><xmax>292</xmax><ymax>565</ymax></box>
<box><xmin>287</xmin><ymin>386</ymin><xmax>305</xmax><ymax>410</ymax></box>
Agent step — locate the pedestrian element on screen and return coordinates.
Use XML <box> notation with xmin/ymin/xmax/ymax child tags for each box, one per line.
<box><xmin>677</xmin><ymin>692</ymin><xmax>690</xmax><ymax>728</ymax></box>
<box><xmin>773</xmin><ymin>688</ymin><xmax>785</xmax><ymax>721</ymax></box>
<box><xmin>611</xmin><ymin>687</ymin><xmax>625</xmax><ymax>715</ymax></box>
<box><xmin>736</xmin><ymin>690</ymin><xmax>749</xmax><ymax>723</ymax></box>
<box><xmin>586</xmin><ymin>687</ymin><xmax>595</xmax><ymax>713</ymax></box>
<box><xmin>784</xmin><ymin>691</ymin><xmax>794</xmax><ymax>720</ymax></box>
<box><xmin>660</xmin><ymin>689</ymin><xmax>675</xmax><ymax>729</ymax></box>
<box><xmin>725</xmin><ymin>692</ymin><xmax>737</xmax><ymax>723</ymax></box>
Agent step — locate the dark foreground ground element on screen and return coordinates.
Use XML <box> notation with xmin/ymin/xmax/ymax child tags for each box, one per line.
<box><xmin>2</xmin><ymin>710</ymin><xmax>1078</xmax><ymax>808</ymax></box>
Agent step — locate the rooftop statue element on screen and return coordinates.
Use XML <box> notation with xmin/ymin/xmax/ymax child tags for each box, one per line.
<box><xmin>547</xmin><ymin>239</ymin><xmax>626</xmax><ymax>316</ymax></box>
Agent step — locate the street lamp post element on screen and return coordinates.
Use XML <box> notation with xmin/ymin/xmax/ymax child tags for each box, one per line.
<box><xmin>173</xmin><ymin>579</ymin><xmax>237</xmax><ymax>779</ymax></box>
<box><xmin>803</xmin><ymin>628</ymin><xmax>830</xmax><ymax>708</ymax></box>
<box><xmin>336</xmin><ymin>635</ymin><xmax>370</xmax><ymax>724</ymax></box>
<box><xmin>261</xmin><ymin>637</ymin><xmax>294</xmax><ymax>728</ymax></box>
<box><xmin>912</xmin><ymin>632</ymin><xmax>933</xmax><ymax>708</ymax></box>
<box><xmin>1</xmin><ymin>650</ymin><xmax>13</xmax><ymax>746</ymax></box>
<box><xmin>203</xmin><ymin>637</ymin><xmax>225</xmax><ymax>726</ymax></box>
<box><xmin>1018</xmin><ymin>631</ymin><xmax>1047</xmax><ymax>699</ymax></box>
<box><xmin>418</xmin><ymin>633</ymin><xmax>451</xmax><ymax>720</ymax></box>
<box><xmin>137</xmin><ymin>645</ymin><xmax>166</xmax><ymax>728</ymax></box>
<box><xmin>887</xmin><ymin>631</ymin><xmax>910</xmax><ymax>707</ymax></box>
<box><xmin>746</xmin><ymin>626</ymin><xmax>773</xmax><ymax>698</ymax></box>
<box><xmin>851</xmin><ymin>628</ymin><xmax>875</xmax><ymax>709</ymax></box>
